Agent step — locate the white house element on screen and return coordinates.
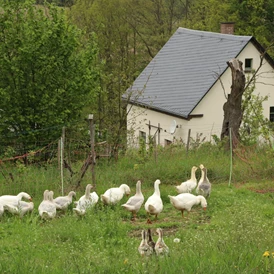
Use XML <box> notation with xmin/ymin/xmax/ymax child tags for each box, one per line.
<box><xmin>124</xmin><ymin>24</ymin><xmax>274</xmax><ymax>147</ymax></box>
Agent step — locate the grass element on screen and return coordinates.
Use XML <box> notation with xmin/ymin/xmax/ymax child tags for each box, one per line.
<box><xmin>1</xmin><ymin>144</ymin><xmax>274</xmax><ymax>273</ymax></box>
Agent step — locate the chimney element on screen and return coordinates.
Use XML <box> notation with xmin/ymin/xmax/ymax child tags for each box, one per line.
<box><xmin>220</xmin><ymin>22</ymin><xmax>235</xmax><ymax>35</ymax></box>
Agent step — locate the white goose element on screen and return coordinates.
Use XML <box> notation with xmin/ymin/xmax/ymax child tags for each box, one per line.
<box><xmin>53</xmin><ymin>191</ymin><xmax>76</xmax><ymax>211</ymax></box>
<box><xmin>168</xmin><ymin>193</ymin><xmax>207</xmax><ymax>217</ymax></box>
<box><xmin>138</xmin><ymin>230</ymin><xmax>154</xmax><ymax>257</ymax></box>
<box><xmin>101</xmin><ymin>184</ymin><xmax>130</xmax><ymax>205</ymax></box>
<box><xmin>196</xmin><ymin>166</ymin><xmax>211</xmax><ymax>198</ymax></box>
<box><xmin>0</xmin><ymin>203</ymin><xmax>4</xmax><ymax>217</ymax></box>
<box><xmin>38</xmin><ymin>190</ymin><xmax>59</xmax><ymax>219</ymax></box>
<box><xmin>0</xmin><ymin>192</ymin><xmax>32</xmax><ymax>207</ymax></box>
<box><xmin>121</xmin><ymin>180</ymin><xmax>144</xmax><ymax>220</ymax></box>
<box><xmin>176</xmin><ymin>166</ymin><xmax>198</xmax><ymax>193</ymax></box>
<box><xmin>73</xmin><ymin>184</ymin><xmax>99</xmax><ymax>216</ymax></box>
<box><xmin>4</xmin><ymin>201</ymin><xmax>34</xmax><ymax>217</ymax></box>
<box><xmin>144</xmin><ymin>179</ymin><xmax>163</xmax><ymax>223</ymax></box>
<box><xmin>155</xmin><ymin>228</ymin><xmax>169</xmax><ymax>256</ymax></box>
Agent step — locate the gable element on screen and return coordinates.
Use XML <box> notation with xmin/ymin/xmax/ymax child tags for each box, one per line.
<box><xmin>127</xmin><ymin>27</ymin><xmax>252</xmax><ymax>118</ymax></box>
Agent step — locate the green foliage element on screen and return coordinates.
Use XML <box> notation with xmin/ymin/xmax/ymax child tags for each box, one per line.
<box><xmin>240</xmin><ymin>80</ymin><xmax>272</xmax><ymax>145</ymax></box>
<box><xmin>0</xmin><ymin>0</ymin><xmax>100</xmax><ymax>153</ymax></box>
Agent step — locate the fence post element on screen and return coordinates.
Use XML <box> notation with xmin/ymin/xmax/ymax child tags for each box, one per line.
<box><xmin>228</xmin><ymin>127</ymin><xmax>233</xmax><ymax>187</ymax></box>
<box><xmin>88</xmin><ymin>114</ymin><xmax>96</xmax><ymax>189</ymax></box>
<box><xmin>158</xmin><ymin>123</ymin><xmax>160</xmax><ymax>145</ymax></box>
<box><xmin>186</xmin><ymin>129</ymin><xmax>191</xmax><ymax>154</ymax></box>
<box><xmin>60</xmin><ymin>136</ymin><xmax>64</xmax><ymax>195</ymax></box>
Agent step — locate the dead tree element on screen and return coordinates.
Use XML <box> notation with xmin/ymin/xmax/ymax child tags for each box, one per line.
<box><xmin>221</xmin><ymin>58</ymin><xmax>246</xmax><ymax>148</ymax></box>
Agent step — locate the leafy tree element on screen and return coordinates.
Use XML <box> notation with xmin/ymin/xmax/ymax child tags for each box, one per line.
<box><xmin>0</xmin><ymin>0</ymin><xmax>100</xmax><ymax>154</ymax></box>
<box><xmin>68</xmin><ymin>0</ymin><xmax>187</xmax><ymax>157</ymax></box>
<box><xmin>228</xmin><ymin>0</ymin><xmax>274</xmax><ymax>57</ymax></box>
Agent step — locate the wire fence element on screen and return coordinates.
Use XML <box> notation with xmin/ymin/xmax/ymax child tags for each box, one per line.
<box><xmin>1</xmin><ymin>124</ymin><xmax>274</xmax><ymax>198</ymax></box>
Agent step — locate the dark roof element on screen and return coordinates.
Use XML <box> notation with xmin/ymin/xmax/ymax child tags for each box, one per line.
<box><xmin>126</xmin><ymin>27</ymin><xmax>257</xmax><ymax>118</ymax></box>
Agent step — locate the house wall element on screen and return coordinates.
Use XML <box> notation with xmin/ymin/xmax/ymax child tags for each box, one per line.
<box><xmin>127</xmin><ymin>42</ymin><xmax>274</xmax><ymax>147</ymax></box>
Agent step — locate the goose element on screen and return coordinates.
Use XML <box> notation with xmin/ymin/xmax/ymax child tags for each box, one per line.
<box><xmin>0</xmin><ymin>203</ymin><xmax>4</xmax><ymax>217</ymax></box>
<box><xmin>196</xmin><ymin>166</ymin><xmax>211</xmax><ymax>198</ymax></box>
<box><xmin>101</xmin><ymin>184</ymin><xmax>130</xmax><ymax>205</ymax></box>
<box><xmin>138</xmin><ymin>230</ymin><xmax>154</xmax><ymax>257</ymax></box>
<box><xmin>168</xmin><ymin>193</ymin><xmax>207</xmax><ymax>217</ymax></box>
<box><xmin>155</xmin><ymin>228</ymin><xmax>169</xmax><ymax>256</ymax></box>
<box><xmin>0</xmin><ymin>192</ymin><xmax>32</xmax><ymax>207</ymax></box>
<box><xmin>196</xmin><ymin>164</ymin><xmax>209</xmax><ymax>188</ymax></box>
<box><xmin>176</xmin><ymin>166</ymin><xmax>198</xmax><ymax>193</ymax></box>
<box><xmin>38</xmin><ymin>190</ymin><xmax>59</xmax><ymax>219</ymax></box>
<box><xmin>53</xmin><ymin>191</ymin><xmax>76</xmax><ymax>211</ymax></box>
<box><xmin>4</xmin><ymin>201</ymin><xmax>34</xmax><ymax>217</ymax></box>
<box><xmin>121</xmin><ymin>180</ymin><xmax>144</xmax><ymax>220</ymax></box>
<box><xmin>73</xmin><ymin>184</ymin><xmax>98</xmax><ymax>216</ymax></box>
<box><xmin>147</xmin><ymin>228</ymin><xmax>156</xmax><ymax>251</ymax></box>
<box><xmin>144</xmin><ymin>179</ymin><xmax>163</xmax><ymax>223</ymax></box>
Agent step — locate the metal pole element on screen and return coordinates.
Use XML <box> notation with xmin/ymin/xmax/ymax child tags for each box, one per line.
<box><xmin>228</xmin><ymin>127</ymin><xmax>233</xmax><ymax>186</ymax></box>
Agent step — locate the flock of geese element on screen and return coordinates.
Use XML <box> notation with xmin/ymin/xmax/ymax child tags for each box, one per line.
<box><xmin>0</xmin><ymin>164</ymin><xmax>211</xmax><ymax>221</ymax></box>
<box><xmin>0</xmin><ymin>164</ymin><xmax>211</xmax><ymax>256</ymax></box>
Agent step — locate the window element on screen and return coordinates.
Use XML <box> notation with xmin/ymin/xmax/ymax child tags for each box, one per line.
<box><xmin>139</xmin><ymin>131</ymin><xmax>146</xmax><ymax>143</ymax></box>
<box><xmin>165</xmin><ymin>139</ymin><xmax>172</xmax><ymax>146</ymax></box>
<box><xmin>270</xmin><ymin>107</ymin><xmax>274</xmax><ymax>122</ymax></box>
<box><xmin>244</xmin><ymin>58</ymin><xmax>253</xmax><ymax>72</ymax></box>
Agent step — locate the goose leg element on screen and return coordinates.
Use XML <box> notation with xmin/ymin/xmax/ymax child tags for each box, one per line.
<box><xmin>181</xmin><ymin>210</ymin><xmax>184</xmax><ymax>218</ymax></box>
<box><xmin>131</xmin><ymin>212</ymin><xmax>137</xmax><ymax>221</ymax></box>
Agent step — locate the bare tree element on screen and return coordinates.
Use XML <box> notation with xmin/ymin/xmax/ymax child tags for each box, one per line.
<box><xmin>221</xmin><ymin>58</ymin><xmax>246</xmax><ymax>148</ymax></box>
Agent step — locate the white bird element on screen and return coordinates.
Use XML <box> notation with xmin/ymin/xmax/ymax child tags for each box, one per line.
<box><xmin>155</xmin><ymin>228</ymin><xmax>169</xmax><ymax>256</ymax></box>
<box><xmin>4</xmin><ymin>201</ymin><xmax>34</xmax><ymax>217</ymax></box>
<box><xmin>0</xmin><ymin>192</ymin><xmax>32</xmax><ymax>207</ymax></box>
<box><xmin>144</xmin><ymin>179</ymin><xmax>163</xmax><ymax>223</ymax></box>
<box><xmin>176</xmin><ymin>166</ymin><xmax>198</xmax><ymax>193</ymax></box>
<box><xmin>138</xmin><ymin>230</ymin><xmax>154</xmax><ymax>256</ymax></box>
<box><xmin>168</xmin><ymin>193</ymin><xmax>207</xmax><ymax>217</ymax></box>
<box><xmin>196</xmin><ymin>166</ymin><xmax>211</xmax><ymax>198</ymax></box>
<box><xmin>197</xmin><ymin>164</ymin><xmax>208</xmax><ymax>185</ymax></box>
<box><xmin>38</xmin><ymin>190</ymin><xmax>60</xmax><ymax>220</ymax></box>
<box><xmin>53</xmin><ymin>191</ymin><xmax>76</xmax><ymax>211</ymax></box>
<box><xmin>73</xmin><ymin>184</ymin><xmax>98</xmax><ymax>216</ymax></box>
<box><xmin>101</xmin><ymin>184</ymin><xmax>130</xmax><ymax>205</ymax></box>
<box><xmin>0</xmin><ymin>203</ymin><xmax>4</xmax><ymax>217</ymax></box>
<box><xmin>121</xmin><ymin>180</ymin><xmax>144</xmax><ymax>220</ymax></box>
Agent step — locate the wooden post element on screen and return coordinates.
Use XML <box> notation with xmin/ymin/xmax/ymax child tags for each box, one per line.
<box><xmin>62</xmin><ymin>127</ymin><xmax>65</xmax><ymax>148</ymax></box>
<box><xmin>88</xmin><ymin>114</ymin><xmax>96</xmax><ymax>188</ymax></box>
<box><xmin>158</xmin><ymin>123</ymin><xmax>160</xmax><ymax>145</ymax></box>
<box><xmin>58</xmin><ymin>139</ymin><xmax>61</xmax><ymax>169</ymax></box>
<box><xmin>60</xmin><ymin>136</ymin><xmax>64</xmax><ymax>195</ymax></box>
<box><xmin>186</xmin><ymin>129</ymin><xmax>191</xmax><ymax>154</ymax></box>
<box><xmin>148</xmin><ymin>121</ymin><xmax>151</xmax><ymax>138</ymax></box>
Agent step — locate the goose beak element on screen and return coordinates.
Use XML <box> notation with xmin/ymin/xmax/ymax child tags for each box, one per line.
<box><xmin>29</xmin><ymin>197</ymin><xmax>32</xmax><ymax>201</ymax></box>
<box><xmin>203</xmin><ymin>207</ymin><xmax>207</xmax><ymax>211</ymax></box>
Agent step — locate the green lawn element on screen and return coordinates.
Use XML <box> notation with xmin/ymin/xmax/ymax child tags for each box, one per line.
<box><xmin>1</xmin><ymin>180</ymin><xmax>274</xmax><ymax>273</ymax></box>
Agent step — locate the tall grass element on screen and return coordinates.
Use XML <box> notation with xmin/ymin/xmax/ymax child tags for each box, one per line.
<box><xmin>1</xmin><ymin>143</ymin><xmax>274</xmax><ymax>273</ymax></box>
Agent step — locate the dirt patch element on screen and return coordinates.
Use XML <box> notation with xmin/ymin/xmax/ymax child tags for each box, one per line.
<box><xmin>248</xmin><ymin>187</ymin><xmax>274</xmax><ymax>193</ymax></box>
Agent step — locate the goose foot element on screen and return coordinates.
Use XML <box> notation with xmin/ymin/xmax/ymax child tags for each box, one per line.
<box><xmin>146</xmin><ymin>218</ymin><xmax>152</xmax><ymax>224</ymax></box>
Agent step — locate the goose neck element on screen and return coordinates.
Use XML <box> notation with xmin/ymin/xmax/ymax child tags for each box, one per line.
<box><xmin>85</xmin><ymin>185</ymin><xmax>91</xmax><ymax>198</ymax></box>
<box><xmin>191</xmin><ymin>168</ymin><xmax>197</xmax><ymax>181</ymax></box>
<box><xmin>154</xmin><ymin>183</ymin><xmax>160</xmax><ymax>196</ymax></box>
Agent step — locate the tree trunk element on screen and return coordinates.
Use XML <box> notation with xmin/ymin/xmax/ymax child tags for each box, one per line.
<box><xmin>221</xmin><ymin>58</ymin><xmax>246</xmax><ymax>148</ymax></box>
